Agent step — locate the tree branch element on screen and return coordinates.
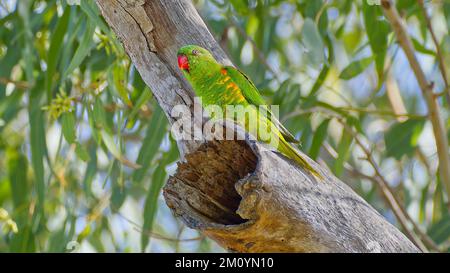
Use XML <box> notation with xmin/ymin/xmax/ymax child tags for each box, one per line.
<box><xmin>381</xmin><ymin>0</ymin><xmax>450</xmax><ymax>201</ymax></box>
<box><xmin>337</xmin><ymin>120</ymin><xmax>439</xmax><ymax>252</ymax></box>
<box><xmin>97</xmin><ymin>0</ymin><xmax>420</xmax><ymax>252</ymax></box>
<box><xmin>417</xmin><ymin>0</ymin><xmax>450</xmax><ymax>105</ymax></box>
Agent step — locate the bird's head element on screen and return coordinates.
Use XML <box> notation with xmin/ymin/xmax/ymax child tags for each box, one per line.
<box><xmin>177</xmin><ymin>45</ymin><xmax>218</xmax><ymax>76</ymax></box>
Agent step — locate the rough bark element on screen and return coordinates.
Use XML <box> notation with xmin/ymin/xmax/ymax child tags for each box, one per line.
<box><xmin>96</xmin><ymin>0</ymin><xmax>420</xmax><ymax>253</ymax></box>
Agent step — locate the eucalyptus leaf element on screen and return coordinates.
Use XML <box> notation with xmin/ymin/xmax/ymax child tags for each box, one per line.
<box><xmin>309</xmin><ymin>119</ymin><xmax>330</xmax><ymax>160</ymax></box>
<box><xmin>384</xmin><ymin>120</ymin><xmax>425</xmax><ymax>159</ymax></box>
<box><xmin>141</xmin><ymin>140</ymin><xmax>179</xmax><ymax>251</ymax></box>
<box><xmin>132</xmin><ymin>103</ymin><xmax>167</xmax><ymax>184</ymax></box>
<box><xmin>428</xmin><ymin>214</ymin><xmax>450</xmax><ymax>244</ymax></box>
<box><xmin>339</xmin><ymin>56</ymin><xmax>374</xmax><ymax>80</ymax></box>
<box><xmin>46</xmin><ymin>6</ymin><xmax>71</xmax><ymax>102</ymax></box>
<box><xmin>61</xmin><ymin>112</ymin><xmax>76</xmax><ymax>144</ymax></box>
<box><xmin>301</xmin><ymin>18</ymin><xmax>325</xmax><ymax>67</ymax></box>
<box><xmin>362</xmin><ymin>2</ymin><xmax>390</xmax><ymax>82</ymax></box>
<box><xmin>62</xmin><ymin>19</ymin><xmax>95</xmax><ymax>81</ymax></box>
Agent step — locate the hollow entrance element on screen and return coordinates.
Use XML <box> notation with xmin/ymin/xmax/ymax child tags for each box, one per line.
<box><xmin>164</xmin><ymin>140</ymin><xmax>257</xmax><ymax>225</ymax></box>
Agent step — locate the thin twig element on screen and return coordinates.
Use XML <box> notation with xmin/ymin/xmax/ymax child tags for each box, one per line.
<box><xmin>118</xmin><ymin>212</ymin><xmax>203</xmax><ymax>243</ymax></box>
<box><xmin>381</xmin><ymin>0</ymin><xmax>450</xmax><ymax>202</ymax></box>
<box><xmin>133</xmin><ymin>227</ymin><xmax>203</xmax><ymax>242</ymax></box>
<box><xmin>0</xmin><ymin>1</ymin><xmax>11</xmax><ymax>13</ymax></box>
<box><xmin>281</xmin><ymin>105</ymin><xmax>425</xmax><ymax>123</ymax></box>
<box><xmin>315</xmin><ymin>0</ymin><xmax>329</xmax><ymax>25</ymax></box>
<box><xmin>322</xmin><ymin>140</ymin><xmax>430</xmax><ymax>251</ymax></box>
<box><xmin>386</xmin><ymin>72</ymin><xmax>409</xmax><ymax>122</ymax></box>
<box><xmin>338</xmin><ymin>119</ymin><xmax>440</xmax><ymax>252</ymax></box>
<box><xmin>0</xmin><ymin>77</ymin><xmax>32</xmax><ymax>90</ymax></box>
<box><xmin>313</xmin><ymin>111</ymin><xmax>440</xmax><ymax>252</ymax></box>
<box><xmin>385</xmin><ymin>43</ymin><xmax>441</xmax><ymax>242</ymax></box>
<box><xmin>337</xmin><ymin>106</ymin><xmax>425</xmax><ymax>119</ymax></box>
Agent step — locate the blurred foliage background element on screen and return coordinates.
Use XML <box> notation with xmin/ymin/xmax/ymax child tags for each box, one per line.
<box><xmin>0</xmin><ymin>0</ymin><xmax>450</xmax><ymax>252</ymax></box>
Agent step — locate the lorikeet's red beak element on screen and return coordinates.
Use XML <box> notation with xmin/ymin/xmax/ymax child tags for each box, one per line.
<box><xmin>177</xmin><ymin>54</ymin><xmax>189</xmax><ymax>72</ymax></box>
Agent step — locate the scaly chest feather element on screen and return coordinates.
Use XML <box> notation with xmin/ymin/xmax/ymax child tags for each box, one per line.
<box><xmin>191</xmin><ymin>69</ymin><xmax>247</xmax><ymax>106</ymax></box>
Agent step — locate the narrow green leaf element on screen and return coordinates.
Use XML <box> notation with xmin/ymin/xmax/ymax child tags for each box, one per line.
<box><xmin>308</xmin><ymin>34</ymin><xmax>334</xmax><ymax>96</ymax></box>
<box><xmin>412</xmin><ymin>37</ymin><xmax>436</xmax><ymax>56</ymax></box>
<box><xmin>110</xmin><ymin>160</ymin><xmax>126</xmax><ymax>212</ymax></box>
<box><xmin>75</xmin><ymin>142</ymin><xmax>90</xmax><ymax>162</ymax></box>
<box><xmin>29</xmin><ymin>112</ymin><xmax>46</xmax><ymax>212</ymax></box>
<box><xmin>17</xmin><ymin>0</ymin><xmax>35</xmax><ymax>85</ymax></box>
<box><xmin>48</xmin><ymin>224</ymin><xmax>70</xmax><ymax>252</ymax></box>
<box><xmin>445</xmin><ymin>2</ymin><xmax>450</xmax><ymax>32</ymax></box>
<box><xmin>93</xmin><ymin>96</ymin><xmax>108</xmax><ymax>131</ymax></box>
<box><xmin>309</xmin><ymin>119</ymin><xmax>330</xmax><ymax>160</ymax></box>
<box><xmin>112</xmin><ymin>63</ymin><xmax>132</xmax><ymax>106</ymax></box>
<box><xmin>141</xmin><ymin>141</ymin><xmax>179</xmax><ymax>251</ymax></box>
<box><xmin>7</xmin><ymin>149</ymin><xmax>29</xmax><ymax>210</ymax></box>
<box><xmin>418</xmin><ymin>182</ymin><xmax>430</xmax><ymax>223</ymax></box>
<box><xmin>82</xmin><ymin>143</ymin><xmax>97</xmax><ymax>196</ymax></box>
<box><xmin>334</xmin><ymin>127</ymin><xmax>353</xmax><ymax>176</ymax></box>
<box><xmin>362</xmin><ymin>2</ymin><xmax>390</xmax><ymax>82</ymax></box>
<box><xmin>427</xmin><ymin>214</ymin><xmax>450</xmax><ymax>244</ymax></box>
<box><xmin>299</xmin><ymin>0</ymin><xmax>329</xmax><ymax>37</ymax></box>
<box><xmin>28</xmin><ymin>84</ymin><xmax>46</xmax><ymax>215</ymax></box>
<box><xmin>301</xmin><ymin>18</ymin><xmax>325</xmax><ymax>67</ymax></box>
<box><xmin>284</xmin><ymin>84</ymin><xmax>302</xmax><ymax>115</ymax></box>
<box><xmin>230</xmin><ymin>0</ymin><xmax>248</xmax><ymax>15</ymax></box>
<box><xmin>9</xmin><ymin>225</ymin><xmax>36</xmax><ymax>252</ymax></box>
<box><xmin>384</xmin><ymin>120</ymin><xmax>425</xmax><ymax>159</ymax></box>
<box><xmin>45</xmin><ymin>6</ymin><xmax>71</xmax><ymax>103</ymax></box>
<box><xmin>272</xmin><ymin>80</ymin><xmax>290</xmax><ymax>106</ymax></box>
<box><xmin>62</xmin><ymin>19</ymin><xmax>95</xmax><ymax>80</ymax></box>
<box><xmin>132</xmin><ymin>103</ymin><xmax>167</xmax><ymax>184</ymax></box>
<box><xmin>76</xmin><ymin>224</ymin><xmax>91</xmax><ymax>243</ymax></box>
<box><xmin>79</xmin><ymin>0</ymin><xmax>122</xmax><ymax>55</ymax></box>
<box><xmin>59</xmin><ymin>13</ymin><xmax>84</xmax><ymax>77</ymax></box>
<box><xmin>87</xmin><ymin>105</ymin><xmax>100</xmax><ymax>144</ymax></box>
<box><xmin>339</xmin><ymin>56</ymin><xmax>374</xmax><ymax>80</ymax></box>
<box><xmin>88</xmin><ymin>225</ymin><xmax>106</xmax><ymax>252</ymax></box>
<box><xmin>0</xmin><ymin>38</ymin><xmax>21</xmax><ymax>99</ymax></box>
<box><xmin>61</xmin><ymin>112</ymin><xmax>76</xmax><ymax>144</ymax></box>
<box><xmin>127</xmin><ymin>87</ymin><xmax>152</xmax><ymax>129</ymax></box>
<box><xmin>432</xmin><ymin>176</ymin><xmax>446</xmax><ymax>223</ymax></box>
<box><xmin>79</xmin><ymin>0</ymin><xmax>110</xmax><ymax>34</ymax></box>
<box><xmin>131</xmin><ymin>66</ymin><xmax>147</xmax><ymax>94</ymax></box>
<box><xmin>100</xmin><ymin>130</ymin><xmax>140</xmax><ymax>169</ymax></box>
<box><xmin>100</xmin><ymin>130</ymin><xmax>121</xmax><ymax>160</ymax></box>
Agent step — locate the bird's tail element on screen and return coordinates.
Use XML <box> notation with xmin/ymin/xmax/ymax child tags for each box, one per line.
<box><xmin>278</xmin><ymin>138</ymin><xmax>322</xmax><ymax>180</ymax></box>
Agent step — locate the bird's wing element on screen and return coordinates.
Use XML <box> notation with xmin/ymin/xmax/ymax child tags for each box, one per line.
<box><xmin>224</xmin><ymin>66</ymin><xmax>299</xmax><ymax>143</ymax></box>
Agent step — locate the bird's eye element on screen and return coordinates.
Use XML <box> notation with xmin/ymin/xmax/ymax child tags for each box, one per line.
<box><xmin>192</xmin><ymin>49</ymin><xmax>199</xmax><ymax>55</ymax></box>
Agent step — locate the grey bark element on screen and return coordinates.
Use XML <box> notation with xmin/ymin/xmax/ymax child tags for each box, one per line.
<box><xmin>96</xmin><ymin>0</ymin><xmax>420</xmax><ymax>253</ymax></box>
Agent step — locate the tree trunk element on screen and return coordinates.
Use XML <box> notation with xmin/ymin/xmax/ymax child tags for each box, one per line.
<box><xmin>96</xmin><ymin>0</ymin><xmax>420</xmax><ymax>253</ymax></box>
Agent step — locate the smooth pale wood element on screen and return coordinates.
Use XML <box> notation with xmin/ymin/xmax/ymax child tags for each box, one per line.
<box><xmin>96</xmin><ymin>0</ymin><xmax>420</xmax><ymax>253</ymax></box>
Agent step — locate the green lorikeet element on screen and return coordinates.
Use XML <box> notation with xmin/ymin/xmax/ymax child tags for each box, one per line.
<box><xmin>177</xmin><ymin>45</ymin><xmax>321</xmax><ymax>179</ymax></box>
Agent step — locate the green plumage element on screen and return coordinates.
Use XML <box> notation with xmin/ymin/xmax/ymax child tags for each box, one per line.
<box><xmin>177</xmin><ymin>45</ymin><xmax>321</xmax><ymax>179</ymax></box>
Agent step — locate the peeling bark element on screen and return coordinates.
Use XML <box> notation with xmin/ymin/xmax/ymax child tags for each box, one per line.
<box><xmin>97</xmin><ymin>0</ymin><xmax>420</xmax><ymax>253</ymax></box>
